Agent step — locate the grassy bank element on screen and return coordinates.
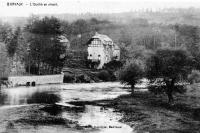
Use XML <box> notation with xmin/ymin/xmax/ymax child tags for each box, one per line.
<box><xmin>111</xmin><ymin>92</ymin><xmax>200</xmax><ymax>133</ymax></box>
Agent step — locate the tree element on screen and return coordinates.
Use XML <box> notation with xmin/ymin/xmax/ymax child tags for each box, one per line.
<box><xmin>6</xmin><ymin>27</ymin><xmax>21</xmax><ymax>57</ymax></box>
<box><xmin>70</xmin><ymin>19</ymin><xmax>91</xmax><ymax>49</ymax></box>
<box><xmin>0</xmin><ymin>42</ymin><xmax>9</xmax><ymax>78</ymax></box>
<box><xmin>174</xmin><ymin>24</ymin><xmax>200</xmax><ymax>69</ymax></box>
<box><xmin>119</xmin><ymin>61</ymin><xmax>144</xmax><ymax>95</ymax></box>
<box><xmin>0</xmin><ymin>22</ymin><xmax>12</xmax><ymax>43</ymax></box>
<box><xmin>25</xmin><ymin>16</ymin><xmax>66</xmax><ymax>74</ymax></box>
<box><xmin>71</xmin><ymin>19</ymin><xmax>90</xmax><ymax>35</ymax></box>
<box><xmin>146</xmin><ymin>48</ymin><xmax>193</xmax><ymax>103</ymax></box>
<box><xmin>119</xmin><ymin>30</ymin><xmax>132</xmax><ymax>46</ymax></box>
<box><xmin>103</xmin><ymin>60</ymin><xmax>123</xmax><ymax>71</ymax></box>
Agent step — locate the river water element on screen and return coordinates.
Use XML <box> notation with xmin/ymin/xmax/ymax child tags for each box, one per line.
<box><xmin>0</xmin><ymin>82</ymin><xmax>134</xmax><ymax>133</ymax></box>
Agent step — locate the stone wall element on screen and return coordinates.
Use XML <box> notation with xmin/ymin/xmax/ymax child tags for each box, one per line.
<box><xmin>8</xmin><ymin>73</ymin><xmax>64</xmax><ymax>87</ymax></box>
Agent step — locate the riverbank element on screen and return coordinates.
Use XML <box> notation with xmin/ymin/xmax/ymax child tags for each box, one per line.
<box><xmin>69</xmin><ymin>85</ymin><xmax>200</xmax><ymax>133</ymax></box>
<box><xmin>112</xmin><ymin>92</ymin><xmax>200</xmax><ymax>132</ymax></box>
<box><xmin>0</xmin><ymin>104</ymin><xmax>100</xmax><ymax>133</ymax></box>
<box><xmin>1</xmin><ymin>83</ymin><xmax>200</xmax><ymax>133</ymax></box>
<box><xmin>63</xmin><ymin>67</ymin><xmax>117</xmax><ymax>83</ymax></box>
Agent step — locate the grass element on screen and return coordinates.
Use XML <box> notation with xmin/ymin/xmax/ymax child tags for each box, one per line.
<box><xmin>108</xmin><ymin>91</ymin><xmax>200</xmax><ymax>132</ymax></box>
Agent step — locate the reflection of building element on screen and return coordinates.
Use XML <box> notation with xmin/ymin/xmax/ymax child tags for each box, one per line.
<box><xmin>87</xmin><ymin>32</ymin><xmax>120</xmax><ymax>69</ymax></box>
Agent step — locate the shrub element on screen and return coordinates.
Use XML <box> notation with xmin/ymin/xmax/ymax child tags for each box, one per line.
<box><xmin>97</xmin><ymin>70</ymin><xmax>111</xmax><ymax>81</ymax></box>
<box><xmin>148</xmin><ymin>84</ymin><xmax>186</xmax><ymax>95</ymax></box>
<box><xmin>63</xmin><ymin>74</ymin><xmax>75</xmax><ymax>83</ymax></box>
<box><xmin>103</xmin><ymin>60</ymin><xmax>123</xmax><ymax>71</ymax></box>
<box><xmin>27</xmin><ymin>92</ymin><xmax>61</xmax><ymax>104</ymax></box>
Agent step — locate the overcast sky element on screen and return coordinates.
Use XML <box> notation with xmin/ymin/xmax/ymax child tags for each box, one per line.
<box><xmin>0</xmin><ymin>0</ymin><xmax>200</xmax><ymax>17</ymax></box>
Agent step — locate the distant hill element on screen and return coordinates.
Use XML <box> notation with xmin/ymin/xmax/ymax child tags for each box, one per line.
<box><xmin>40</xmin><ymin>8</ymin><xmax>200</xmax><ymax>26</ymax></box>
<box><xmin>0</xmin><ymin>17</ymin><xmax>28</xmax><ymax>27</ymax></box>
<box><xmin>2</xmin><ymin>8</ymin><xmax>200</xmax><ymax>27</ymax></box>
<box><xmin>0</xmin><ymin>8</ymin><xmax>200</xmax><ymax>26</ymax></box>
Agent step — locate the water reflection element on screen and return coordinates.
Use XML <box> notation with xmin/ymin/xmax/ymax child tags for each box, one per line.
<box><xmin>0</xmin><ymin>92</ymin><xmax>7</xmax><ymax>105</ymax></box>
<box><xmin>0</xmin><ymin>82</ymin><xmax>129</xmax><ymax>106</ymax></box>
<box><xmin>0</xmin><ymin>85</ymin><xmax>62</xmax><ymax>105</ymax></box>
<box><xmin>62</xmin><ymin>105</ymin><xmax>133</xmax><ymax>133</ymax></box>
<box><xmin>27</xmin><ymin>92</ymin><xmax>61</xmax><ymax>104</ymax></box>
<box><xmin>40</xmin><ymin>104</ymin><xmax>133</xmax><ymax>133</ymax></box>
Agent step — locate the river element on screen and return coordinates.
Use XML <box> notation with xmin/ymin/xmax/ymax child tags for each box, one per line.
<box><xmin>0</xmin><ymin>82</ymin><xmax>134</xmax><ymax>133</ymax></box>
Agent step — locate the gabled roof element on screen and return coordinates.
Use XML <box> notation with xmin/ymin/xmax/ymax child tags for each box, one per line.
<box><xmin>92</xmin><ymin>32</ymin><xmax>113</xmax><ymax>44</ymax></box>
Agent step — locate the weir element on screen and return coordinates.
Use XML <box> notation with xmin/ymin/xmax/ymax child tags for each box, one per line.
<box><xmin>7</xmin><ymin>73</ymin><xmax>64</xmax><ymax>87</ymax></box>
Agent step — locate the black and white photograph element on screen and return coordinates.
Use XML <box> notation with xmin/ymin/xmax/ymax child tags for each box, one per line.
<box><xmin>0</xmin><ymin>0</ymin><xmax>200</xmax><ymax>132</ymax></box>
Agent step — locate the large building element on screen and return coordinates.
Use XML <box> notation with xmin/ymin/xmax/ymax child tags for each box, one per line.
<box><xmin>87</xmin><ymin>32</ymin><xmax>120</xmax><ymax>69</ymax></box>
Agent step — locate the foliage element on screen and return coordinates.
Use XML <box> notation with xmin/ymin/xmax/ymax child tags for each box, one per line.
<box><xmin>103</xmin><ymin>60</ymin><xmax>123</xmax><ymax>71</ymax></box>
<box><xmin>25</xmin><ymin>16</ymin><xmax>66</xmax><ymax>74</ymax></box>
<box><xmin>188</xmin><ymin>70</ymin><xmax>200</xmax><ymax>84</ymax></box>
<box><xmin>146</xmin><ymin>48</ymin><xmax>193</xmax><ymax>80</ymax></box>
<box><xmin>0</xmin><ymin>22</ymin><xmax>12</xmax><ymax>43</ymax></box>
<box><xmin>146</xmin><ymin>48</ymin><xmax>193</xmax><ymax>103</ymax></box>
<box><xmin>71</xmin><ymin>19</ymin><xmax>90</xmax><ymax>35</ymax></box>
<box><xmin>174</xmin><ymin>24</ymin><xmax>200</xmax><ymax>69</ymax></box>
<box><xmin>63</xmin><ymin>74</ymin><xmax>75</xmax><ymax>83</ymax></box>
<box><xmin>119</xmin><ymin>62</ymin><xmax>144</xmax><ymax>94</ymax></box>
<box><xmin>6</xmin><ymin>27</ymin><xmax>21</xmax><ymax>57</ymax></box>
<box><xmin>27</xmin><ymin>92</ymin><xmax>61</xmax><ymax>104</ymax></box>
<box><xmin>26</xmin><ymin>17</ymin><xmax>62</xmax><ymax>35</ymax></box>
<box><xmin>0</xmin><ymin>42</ymin><xmax>9</xmax><ymax>78</ymax></box>
<box><xmin>97</xmin><ymin>70</ymin><xmax>112</xmax><ymax>82</ymax></box>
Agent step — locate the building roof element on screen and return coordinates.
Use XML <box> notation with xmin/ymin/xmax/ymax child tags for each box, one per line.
<box><xmin>92</xmin><ymin>32</ymin><xmax>113</xmax><ymax>44</ymax></box>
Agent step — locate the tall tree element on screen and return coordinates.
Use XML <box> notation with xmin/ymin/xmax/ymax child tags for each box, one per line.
<box><xmin>0</xmin><ymin>22</ymin><xmax>12</xmax><ymax>43</ymax></box>
<box><xmin>174</xmin><ymin>25</ymin><xmax>200</xmax><ymax>69</ymax></box>
<box><xmin>25</xmin><ymin>16</ymin><xmax>66</xmax><ymax>75</ymax></box>
<box><xmin>6</xmin><ymin>27</ymin><xmax>21</xmax><ymax>57</ymax></box>
<box><xmin>146</xmin><ymin>48</ymin><xmax>193</xmax><ymax>103</ymax></box>
<box><xmin>0</xmin><ymin>42</ymin><xmax>9</xmax><ymax>78</ymax></box>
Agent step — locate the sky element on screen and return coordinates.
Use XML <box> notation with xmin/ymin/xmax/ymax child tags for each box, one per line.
<box><xmin>0</xmin><ymin>0</ymin><xmax>200</xmax><ymax>17</ymax></box>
